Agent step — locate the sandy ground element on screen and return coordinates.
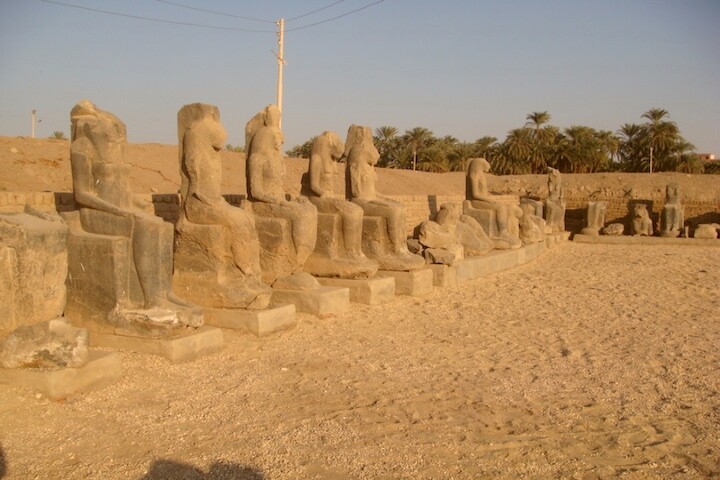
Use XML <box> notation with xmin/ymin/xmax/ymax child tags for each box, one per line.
<box><xmin>1</xmin><ymin>242</ymin><xmax>718</xmax><ymax>479</ymax></box>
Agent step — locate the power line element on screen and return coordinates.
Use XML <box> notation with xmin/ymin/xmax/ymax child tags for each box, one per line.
<box><xmin>286</xmin><ymin>0</ymin><xmax>349</xmax><ymax>22</ymax></box>
<box><xmin>154</xmin><ymin>0</ymin><xmax>275</xmax><ymax>24</ymax></box>
<box><xmin>36</xmin><ymin>0</ymin><xmax>386</xmax><ymax>34</ymax></box>
<box><xmin>286</xmin><ymin>0</ymin><xmax>385</xmax><ymax>32</ymax></box>
<box><xmin>36</xmin><ymin>0</ymin><xmax>274</xmax><ymax>32</ymax></box>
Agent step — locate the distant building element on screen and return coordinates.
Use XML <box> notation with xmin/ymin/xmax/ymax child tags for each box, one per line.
<box><xmin>698</xmin><ymin>153</ymin><xmax>716</xmax><ymax>162</ymax></box>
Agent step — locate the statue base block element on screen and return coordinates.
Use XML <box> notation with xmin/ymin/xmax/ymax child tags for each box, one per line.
<box><xmin>0</xmin><ymin>351</ymin><xmax>121</xmax><ymax>400</ymax></box>
<box><xmin>376</xmin><ymin>268</ymin><xmax>434</xmax><ymax>296</ymax></box>
<box><xmin>271</xmin><ymin>286</ymin><xmax>350</xmax><ymax>317</ymax></box>
<box><xmin>428</xmin><ymin>264</ymin><xmax>458</xmax><ymax>288</ymax></box>
<box><xmin>203</xmin><ymin>304</ymin><xmax>297</xmax><ymax>337</ymax></box>
<box><xmin>89</xmin><ymin>326</ymin><xmax>223</xmax><ymax>363</ymax></box>
<box><xmin>521</xmin><ymin>241</ymin><xmax>546</xmax><ymax>263</ymax></box>
<box><xmin>316</xmin><ymin>276</ymin><xmax>395</xmax><ymax>305</ymax></box>
<box><xmin>546</xmin><ymin>231</ymin><xmax>571</xmax><ymax>247</ymax></box>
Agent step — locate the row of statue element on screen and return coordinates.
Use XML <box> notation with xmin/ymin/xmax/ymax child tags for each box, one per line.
<box><xmin>0</xmin><ymin>99</ymin><xmax>567</xmax><ymax>388</ymax></box>
<box><xmin>581</xmin><ymin>182</ymin><xmax>717</xmax><ymax>238</ymax></box>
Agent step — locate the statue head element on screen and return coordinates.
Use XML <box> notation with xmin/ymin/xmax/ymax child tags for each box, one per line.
<box><xmin>665</xmin><ymin>183</ymin><xmax>680</xmax><ymax>203</ymax></box>
<box><xmin>70</xmin><ymin>99</ymin><xmax>127</xmax><ymax>161</ymax></box>
<box><xmin>177</xmin><ymin>103</ymin><xmax>227</xmax><ymax>151</ymax></box>
<box><xmin>435</xmin><ymin>203</ymin><xmax>462</xmax><ymax>227</ymax></box>
<box><xmin>344</xmin><ymin>125</ymin><xmax>378</xmax><ymax>166</ymax></box>
<box><xmin>468</xmin><ymin>157</ymin><xmax>491</xmax><ymax>173</ymax></box>
<box><xmin>322</xmin><ymin>131</ymin><xmax>345</xmax><ymax>160</ymax></box>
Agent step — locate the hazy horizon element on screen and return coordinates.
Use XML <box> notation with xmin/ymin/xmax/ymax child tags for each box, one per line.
<box><xmin>1</xmin><ymin>0</ymin><xmax>719</xmax><ymax>154</ymax></box>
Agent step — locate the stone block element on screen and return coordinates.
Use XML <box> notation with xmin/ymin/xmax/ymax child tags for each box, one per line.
<box><xmin>203</xmin><ymin>304</ymin><xmax>296</xmax><ymax>337</ymax></box>
<box><xmin>254</xmin><ymin>215</ymin><xmax>301</xmax><ymax>284</ymax></box>
<box><xmin>63</xmin><ymin>211</ymin><xmax>143</xmax><ymax>332</ymax></box>
<box><xmin>0</xmin><ymin>213</ymin><xmax>68</xmax><ymax>331</ymax></box>
<box><xmin>572</xmin><ymin>234</ymin><xmax>720</xmax><ymax>247</ymax></box>
<box><xmin>0</xmin><ymin>351</ymin><xmax>121</xmax><ymax>400</ymax></box>
<box><xmin>519</xmin><ymin>241</ymin><xmax>546</xmax><ymax>264</ymax></box>
<box><xmin>455</xmin><ymin>250</ymin><xmax>521</xmax><ymax>282</ymax></box>
<box><xmin>271</xmin><ymin>286</ymin><xmax>350</xmax><ymax>317</ymax></box>
<box><xmin>316</xmin><ymin>276</ymin><xmax>395</xmax><ymax>305</ymax></box>
<box><xmin>428</xmin><ymin>264</ymin><xmax>458</xmax><ymax>288</ymax></box>
<box><xmin>361</xmin><ymin>216</ymin><xmax>391</xmax><ymax>258</ymax></box>
<box><xmin>376</xmin><ymin>268</ymin><xmax>434</xmax><ymax>296</ymax></box>
<box><xmin>89</xmin><ymin>326</ymin><xmax>224</xmax><ymax>363</ymax></box>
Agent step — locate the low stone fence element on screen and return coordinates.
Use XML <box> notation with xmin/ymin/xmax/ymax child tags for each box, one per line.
<box><xmin>2</xmin><ymin>190</ymin><xmax>718</xmax><ymax>236</ymax></box>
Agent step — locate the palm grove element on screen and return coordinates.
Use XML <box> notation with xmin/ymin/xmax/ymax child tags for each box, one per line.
<box><xmin>285</xmin><ymin>109</ymin><xmax>714</xmax><ymax>175</ymax></box>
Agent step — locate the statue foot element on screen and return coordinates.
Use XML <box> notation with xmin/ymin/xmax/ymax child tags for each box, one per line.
<box><xmin>374</xmin><ymin>250</ymin><xmax>426</xmax><ymax>272</ymax></box>
<box><xmin>303</xmin><ymin>252</ymin><xmax>380</xmax><ymax>279</ymax></box>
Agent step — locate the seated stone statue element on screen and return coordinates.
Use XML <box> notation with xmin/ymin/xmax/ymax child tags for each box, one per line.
<box><xmin>581</xmin><ymin>201</ymin><xmax>607</xmax><ymax>235</ymax></box>
<box><xmin>545</xmin><ymin>167</ymin><xmax>566</xmax><ymax>232</ymax></box>
<box><xmin>174</xmin><ymin>103</ymin><xmax>272</xmax><ymax>309</ymax></box>
<box><xmin>246</xmin><ymin>105</ymin><xmax>318</xmax><ymax>284</ymax></box>
<box><xmin>67</xmin><ymin>100</ymin><xmax>201</xmax><ymax>336</ymax></box>
<box><xmin>345</xmin><ymin>125</ymin><xmax>425</xmax><ymax>271</ymax></box>
<box><xmin>660</xmin><ymin>183</ymin><xmax>684</xmax><ymax>238</ymax></box>
<box><xmin>632</xmin><ymin>203</ymin><xmax>653</xmax><ymax>236</ymax></box>
<box><xmin>301</xmin><ymin>131</ymin><xmax>378</xmax><ymax>278</ymax></box>
<box><xmin>463</xmin><ymin>158</ymin><xmax>522</xmax><ymax>249</ymax></box>
<box><xmin>519</xmin><ymin>202</ymin><xmax>545</xmax><ymax>244</ymax></box>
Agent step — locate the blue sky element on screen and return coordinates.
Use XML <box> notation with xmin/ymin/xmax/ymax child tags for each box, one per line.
<box><xmin>1</xmin><ymin>0</ymin><xmax>719</xmax><ymax>154</ymax></box>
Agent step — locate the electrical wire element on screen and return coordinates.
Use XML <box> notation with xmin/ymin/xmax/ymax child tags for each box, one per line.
<box><xmin>36</xmin><ymin>0</ymin><xmax>386</xmax><ymax>33</ymax></box>
<box><xmin>286</xmin><ymin>0</ymin><xmax>385</xmax><ymax>32</ymax></box>
<box><xmin>154</xmin><ymin>0</ymin><xmax>275</xmax><ymax>24</ymax></box>
<box><xmin>36</xmin><ymin>0</ymin><xmax>274</xmax><ymax>32</ymax></box>
<box><xmin>286</xmin><ymin>0</ymin><xmax>349</xmax><ymax>22</ymax></box>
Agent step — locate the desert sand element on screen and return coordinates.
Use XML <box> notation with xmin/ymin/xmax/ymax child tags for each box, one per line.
<box><xmin>1</xmin><ymin>136</ymin><xmax>719</xmax><ymax>479</ymax></box>
<box><xmin>1</xmin><ymin>242</ymin><xmax>718</xmax><ymax>479</ymax></box>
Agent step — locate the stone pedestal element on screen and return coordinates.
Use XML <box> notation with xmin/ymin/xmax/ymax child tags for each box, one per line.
<box><xmin>0</xmin><ymin>213</ymin><xmax>68</xmax><ymax>331</ymax></box>
<box><xmin>0</xmin><ymin>351</ymin><xmax>121</xmax><ymax>400</ymax></box>
<box><xmin>428</xmin><ymin>264</ymin><xmax>458</xmax><ymax>288</ymax></box>
<box><xmin>376</xmin><ymin>268</ymin><xmax>434</xmax><ymax>296</ymax></box>
<box><xmin>89</xmin><ymin>326</ymin><xmax>223</xmax><ymax>363</ymax></box>
<box><xmin>316</xmin><ymin>276</ymin><xmax>395</xmax><ymax>305</ymax></box>
<box><xmin>271</xmin><ymin>286</ymin><xmax>350</xmax><ymax>317</ymax></box>
<box><xmin>203</xmin><ymin>304</ymin><xmax>296</xmax><ymax>337</ymax></box>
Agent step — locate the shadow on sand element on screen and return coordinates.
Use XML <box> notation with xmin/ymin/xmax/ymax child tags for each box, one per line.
<box><xmin>0</xmin><ymin>444</ymin><xmax>6</xmax><ymax>479</ymax></box>
<box><xmin>139</xmin><ymin>459</ymin><xmax>263</xmax><ymax>480</ymax></box>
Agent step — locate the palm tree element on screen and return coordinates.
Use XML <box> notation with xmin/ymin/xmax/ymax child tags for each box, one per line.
<box><xmin>417</xmin><ymin>145</ymin><xmax>450</xmax><ymax>172</ymax></box>
<box><xmin>403</xmin><ymin>127</ymin><xmax>433</xmax><ymax>171</ymax></box>
<box><xmin>448</xmin><ymin>142</ymin><xmax>476</xmax><ymax>172</ymax></box>
<box><xmin>473</xmin><ymin>136</ymin><xmax>497</xmax><ymax>158</ymax></box>
<box><xmin>374</xmin><ymin>125</ymin><xmax>399</xmax><ymax>167</ymax></box>
<box><xmin>523</xmin><ymin>111</ymin><xmax>555</xmax><ymax>172</ymax></box>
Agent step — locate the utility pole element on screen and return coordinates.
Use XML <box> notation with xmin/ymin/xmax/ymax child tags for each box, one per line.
<box><xmin>274</xmin><ymin>18</ymin><xmax>286</xmax><ymax>129</ymax></box>
<box><xmin>31</xmin><ymin>109</ymin><xmax>36</xmax><ymax>138</ymax></box>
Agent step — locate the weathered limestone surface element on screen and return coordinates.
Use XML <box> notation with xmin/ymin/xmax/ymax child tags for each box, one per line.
<box><xmin>631</xmin><ymin>203</ymin><xmax>653</xmax><ymax>236</ymax></box>
<box><xmin>0</xmin><ymin>212</ymin><xmax>67</xmax><ymax>331</ymax></box>
<box><xmin>660</xmin><ymin>183</ymin><xmax>684</xmax><ymax>238</ymax></box>
<box><xmin>346</xmin><ymin>125</ymin><xmax>425</xmax><ymax>272</ymax></box>
<box><xmin>90</xmin><ymin>326</ymin><xmax>223</xmax><ymax>363</ymax></box>
<box><xmin>693</xmin><ymin>224</ymin><xmax>719</xmax><ymax>239</ymax></box>
<box><xmin>203</xmin><ymin>304</ymin><xmax>296</xmax><ymax>337</ymax></box>
<box><xmin>581</xmin><ymin>201</ymin><xmax>608</xmax><ymax>235</ymax></box>
<box><xmin>464</xmin><ymin>158</ymin><xmax>522</xmax><ymax>249</ymax></box>
<box><xmin>519</xmin><ymin>201</ymin><xmax>545</xmax><ymax>245</ymax></box>
<box><xmin>573</xmin><ymin>233</ymin><xmax>720</xmax><ymax>246</ymax></box>
<box><xmin>0</xmin><ymin>351</ymin><xmax>121</xmax><ymax>400</ymax></box>
<box><xmin>271</xmin><ymin>286</ymin><xmax>350</xmax><ymax>317</ymax></box>
<box><xmin>246</xmin><ymin>105</ymin><xmax>318</xmax><ymax>284</ymax></box>
<box><xmin>376</xmin><ymin>268</ymin><xmax>434</xmax><ymax>296</ymax></box>
<box><xmin>303</xmin><ymin>131</ymin><xmax>378</xmax><ymax>279</ymax></box>
<box><xmin>603</xmin><ymin>223</ymin><xmax>625</xmax><ymax>236</ymax></box>
<box><xmin>0</xmin><ymin>318</ymin><xmax>88</xmax><ymax>369</ymax></box>
<box><xmin>545</xmin><ymin>168</ymin><xmax>566</xmax><ymax>233</ymax></box>
<box><xmin>63</xmin><ymin>100</ymin><xmax>215</xmax><ymax>359</ymax></box>
<box><xmin>316</xmin><ymin>276</ymin><xmax>395</xmax><ymax>305</ymax></box>
<box><xmin>174</xmin><ymin>103</ymin><xmax>272</xmax><ymax>310</ymax></box>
